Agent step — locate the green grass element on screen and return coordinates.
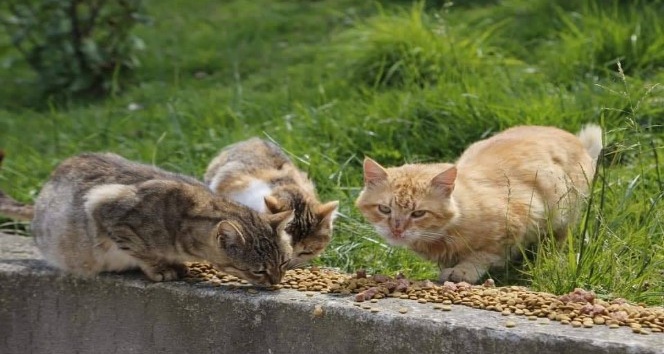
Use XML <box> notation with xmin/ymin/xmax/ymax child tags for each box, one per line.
<box><xmin>0</xmin><ymin>0</ymin><xmax>662</xmax><ymax>305</ymax></box>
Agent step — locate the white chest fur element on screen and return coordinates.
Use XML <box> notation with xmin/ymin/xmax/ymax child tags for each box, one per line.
<box><xmin>228</xmin><ymin>179</ymin><xmax>273</xmax><ymax>213</ymax></box>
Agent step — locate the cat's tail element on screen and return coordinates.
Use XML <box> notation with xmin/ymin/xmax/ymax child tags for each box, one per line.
<box><xmin>0</xmin><ymin>190</ymin><xmax>34</xmax><ymax>221</ymax></box>
<box><xmin>577</xmin><ymin>124</ymin><xmax>603</xmax><ymax>162</ymax></box>
<box><xmin>0</xmin><ymin>150</ymin><xmax>35</xmax><ymax>221</ymax></box>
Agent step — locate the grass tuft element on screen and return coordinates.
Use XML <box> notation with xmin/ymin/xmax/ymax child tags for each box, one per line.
<box><xmin>333</xmin><ymin>2</ymin><xmax>505</xmax><ymax>89</ymax></box>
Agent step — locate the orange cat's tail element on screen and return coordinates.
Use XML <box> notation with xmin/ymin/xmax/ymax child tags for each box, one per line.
<box><xmin>577</xmin><ymin>124</ymin><xmax>603</xmax><ymax>162</ymax></box>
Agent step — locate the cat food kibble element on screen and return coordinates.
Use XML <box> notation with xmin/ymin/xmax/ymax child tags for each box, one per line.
<box><xmin>184</xmin><ymin>263</ymin><xmax>663</xmax><ymax>335</ymax></box>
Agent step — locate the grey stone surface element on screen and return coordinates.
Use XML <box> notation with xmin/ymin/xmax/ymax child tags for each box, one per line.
<box><xmin>0</xmin><ymin>233</ymin><xmax>662</xmax><ymax>354</ymax></box>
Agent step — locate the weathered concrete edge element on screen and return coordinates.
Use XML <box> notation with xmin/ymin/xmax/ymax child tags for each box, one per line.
<box><xmin>0</xmin><ymin>234</ymin><xmax>662</xmax><ymax>354</ymax></box>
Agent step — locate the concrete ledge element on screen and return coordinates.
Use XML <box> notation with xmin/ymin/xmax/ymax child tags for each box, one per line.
<box><xmin>1</xmin><ymin>233</ymin><xmax>662</xmax><ymax>354</ymax></box>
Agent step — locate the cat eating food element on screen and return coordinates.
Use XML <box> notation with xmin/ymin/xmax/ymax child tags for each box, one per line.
<box><xmin>204</xmin><ymin>137</ymin><xmax>338</xmax><ymax>267</ymax></box>
<box><xmin>0</xmin><ymin>153</ymin><xmax>293</xmax><ymax>286</ymax></box>
<box><xmin>356</xmin><ymin>125</ymin><xmax>603</xmax><ymax>284</ymax></box>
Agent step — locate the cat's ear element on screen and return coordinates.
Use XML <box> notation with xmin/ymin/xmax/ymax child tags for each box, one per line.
<box><xmin>264</xmin><ymin>195</ymin><xmax>283</xmax><ymax>214</ymax></box>
<box><xmin>363</xmin><ymin>157</ymin><xmax>388</xmax><ymax>186</ymax></box>
<box><xmin>430</xmin><ymin>166</ymin><xmax>457</xmax><ymax>198</ymax></box>
<box><xmin>316</xmin><ymin>200</ymin><xmax>339</xmax><ymax>224</ymax></box>
<box><xmin>216</xmin><ymin>221</ymin><xmax>246</xmax><ymax>247</ymax></box>
<box><xmin>266</xmin><ymin>210</ymin><xmax>294</xmax><ymax>231</ymax></box>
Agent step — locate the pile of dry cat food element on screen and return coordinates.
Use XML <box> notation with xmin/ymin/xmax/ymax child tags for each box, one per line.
<box><xmin>184</xmin><ymin>262</ymin><xmax>663</xmax><ymax>335</ymax></box>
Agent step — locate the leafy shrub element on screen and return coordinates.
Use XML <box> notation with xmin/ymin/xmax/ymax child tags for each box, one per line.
<box><xmin>0</xmin><ymin>0</ymin><xmax>149</xmax><ymax>97</ymax></box>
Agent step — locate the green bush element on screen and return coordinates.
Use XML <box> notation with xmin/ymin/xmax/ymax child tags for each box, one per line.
<box><xmin>539</xmin><ymin>1</ymin><xmax>664</xmax><ymax>83</ymax></box>
<box><xmin>0</xmin><ymin>0</ymin><xmax>149</xmax><ymax>97</ymax></box>
<box><xmin>333</xmin><ymin>2</ymin><xmax>507</xmax><ymax>88</ymax></box>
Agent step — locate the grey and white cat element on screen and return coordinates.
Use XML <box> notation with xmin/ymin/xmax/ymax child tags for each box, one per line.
<box><xmin>0</xmin><ymin>152</ymin><xmax>294</xmax><ymax>286</ymax></box>
<box><xmin>204</xmin><ymin>138</ymin><xmax>338</xmax><ymax>267</ymax></box>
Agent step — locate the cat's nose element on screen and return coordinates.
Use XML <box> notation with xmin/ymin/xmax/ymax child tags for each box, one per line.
<box><xmin>268</xmin><ymin>272</ymin><xmax>283</xmax><ymax>286</ymax></box>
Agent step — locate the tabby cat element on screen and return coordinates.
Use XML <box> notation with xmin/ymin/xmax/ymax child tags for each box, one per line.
<box><xmin>0</xmin><ymin>153</ymin><xmax>293</xmax><ymax>286</ymax></box>
<box><xmin>356</xmin><ymin>125</ymin><xmax>603</xmax><ymax>284</ymax></box>
<box><xmin>204</xmin><ymin>138</ymin><xmax>338</xmax><ymax>267</ymax></box>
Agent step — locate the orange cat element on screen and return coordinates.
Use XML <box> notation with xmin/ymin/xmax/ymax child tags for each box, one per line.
<box><xmin>356</xmin><ymin>125</ymin><xmax>603</xmax><ymax>283</ymax></box>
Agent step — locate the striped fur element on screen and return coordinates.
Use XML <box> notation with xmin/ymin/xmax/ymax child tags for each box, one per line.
<box><xmin>2</xmin><ymin>153</ymin><xmax>293</xmax><ymax>286</ymax></box>
<box><xmin>204</xmin><ymin>138</ymin><xmax>338</xmax><ymax>267</ymax></box>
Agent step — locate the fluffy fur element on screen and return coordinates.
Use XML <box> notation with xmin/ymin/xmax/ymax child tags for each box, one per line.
<box><xmin>356</xmin><ymin>125</ymin><xmax>603</xmax><ymax>283</ymax></box>
<box><xmin>204</xmin><ymin>138</ymin><xmax>338</xmax><ymax>267</ymax></box>
<box><xmin>0</xmin><ymin>153</ymin><xmax>294</xmax><ymax>286</ymax></box>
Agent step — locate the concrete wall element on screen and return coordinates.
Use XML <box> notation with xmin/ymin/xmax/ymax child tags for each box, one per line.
<box><xmin>1</xmin><ymin>234</ymin><xmax>662</xmax><ymax>354</ymax></box>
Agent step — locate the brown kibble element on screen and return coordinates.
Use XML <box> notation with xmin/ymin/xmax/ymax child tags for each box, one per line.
<box><xmin>559</xmin><ymin>288</ymin><xmax>595</xmax><ymax>304</ymax></box>
<box><xmin>181</xmin><ymin>263</ymin><xmax>664</xmax><ymax>338</ymax></box>
<box><xmin>372</xmin><ymin>274</ymin><xmax>390</xmax><ymax>283</ymax></box>
<box><xmin>312</xmin><ymin>305</ymin><xmax>324</xmax><ymax>318</ymax></box>
<box><xmin>505</xmin><ymin>321</ymin><xmax>516</xmax><ymax>328</ymax></box>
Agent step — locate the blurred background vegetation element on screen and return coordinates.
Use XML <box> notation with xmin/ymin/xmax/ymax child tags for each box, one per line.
<box><xmin>0</xmin><ymin>0</ymin><xmax>662</xmax><ymax>305</ymax></box>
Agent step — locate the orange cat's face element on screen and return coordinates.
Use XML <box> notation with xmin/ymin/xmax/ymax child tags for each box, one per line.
<box><xmin>355</xmin><ymin>158</ymin><xmax>458</xmax><ymax>246</ymax></box>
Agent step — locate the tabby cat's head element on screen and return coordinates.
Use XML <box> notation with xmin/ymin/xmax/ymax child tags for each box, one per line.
<box><xmin>355</xmin><ymin>157</ymin><xmax>458</xmax><ymax>247</ymax></box>
<box><xmin>264</xmin><ymin>195</ymin><xmax>338</xmax><ymax>267</ymax></box>
<box><xmin>211</xmin><ymin>210</ymin><xmax>294</xmax><ymax>286</ymax></box>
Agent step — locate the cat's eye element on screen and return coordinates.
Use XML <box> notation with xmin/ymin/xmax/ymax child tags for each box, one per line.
<box><xmin>298</xmin><ymin>251</ymin><xmax>314</xmax><ymax>256</ymax></box>
<box><xmin>411</xmin><ymin>210</ymin><xmax>426</xmax><ymax>218</ymax></box>
<box><xmin>377</xmin><ymin>204</ymin><xmax>391</xmax><ymax>214</ymax></box>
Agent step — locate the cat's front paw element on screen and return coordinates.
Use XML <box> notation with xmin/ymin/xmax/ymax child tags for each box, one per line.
<box><xmin>440</xmin><ymin>266</ymin><xmax>481</xmax><ymax>284</ymax></box>
<box><xmin>142</xmin><ymin>263</ymin><xmax>188</xmax><ymax>282</ymax></box>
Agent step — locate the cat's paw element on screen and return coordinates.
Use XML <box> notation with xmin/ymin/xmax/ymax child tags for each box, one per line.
<box><xmin>142</xmin><ymin>263</ymin><xmax>187</xmax><ymax>282</ymax></box>
<box><xmin>439</xmin><ymin>266</ymin><xmax>481</xmax><ymax>284</ymax></box>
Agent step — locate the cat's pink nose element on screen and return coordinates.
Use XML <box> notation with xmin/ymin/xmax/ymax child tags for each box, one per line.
<box><xmin>392</xmin><ymin>228</ymin><xmax>404</xmax><ymax>237</ymax></box>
